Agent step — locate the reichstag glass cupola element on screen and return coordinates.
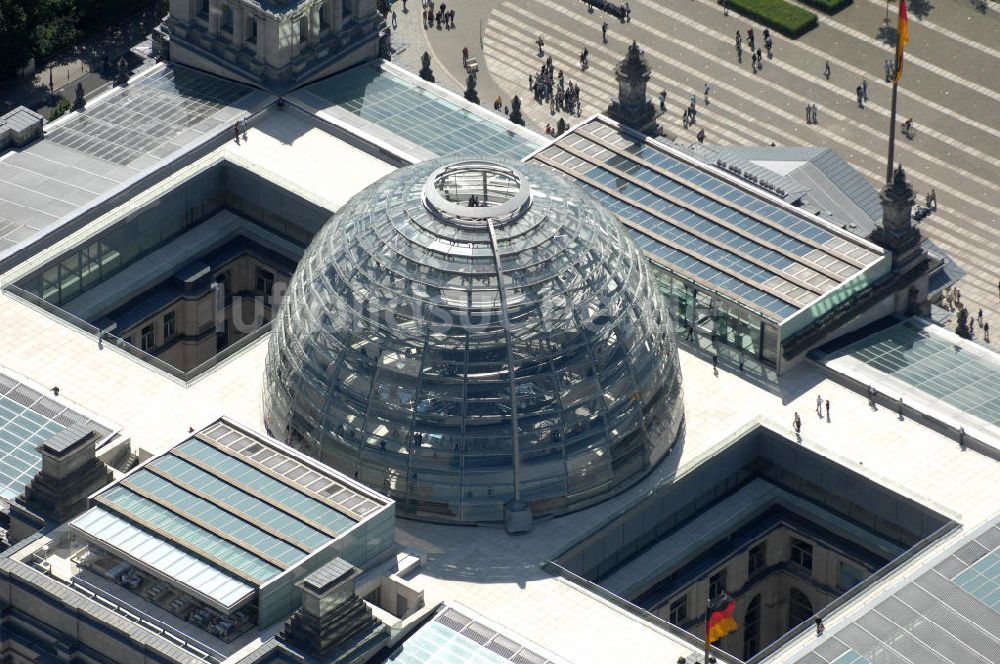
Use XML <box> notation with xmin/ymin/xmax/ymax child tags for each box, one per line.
<box><xmin>263</xmin><ymin>158</ymin><xmax>683</xmax><ymax>525</ymax></box>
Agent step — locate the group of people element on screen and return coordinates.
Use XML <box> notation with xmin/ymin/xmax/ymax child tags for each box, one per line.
<box><xmin>423</xmin><ymin>1</ymin><xmax>455</xmax><ymax>30</ymax></box>
<box><xmin>528</xmin><ymin>58</ymin><xmax>583</xmax><ymax>117</ymax></box>
<box><xmin>805</xmin><ymin>103</ymin><xmax>819</xmax><ymax>125</ymax></box>
<box><xmin>587</xmin><ymin>0</ymin><xmax>630</xmax><ymax>23</ymax></box>
<box><xmin>855</xmin><ymin>80</ymin><xmax>869</xmax><ymax>108</ymax></box>
<box><xmin>736</xmin><ymin>28</ymin><xmax>772</xmax><ymax>71</ymax></box>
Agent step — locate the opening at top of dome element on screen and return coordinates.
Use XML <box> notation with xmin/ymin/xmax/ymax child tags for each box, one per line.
<box><xmin>423</xmin><ymin>161</ymin><xmax>531</xmax><ymax>227</ymax></box>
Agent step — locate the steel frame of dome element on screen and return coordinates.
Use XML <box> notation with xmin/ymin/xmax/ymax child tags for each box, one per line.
<box><xmin>263</xmin><ymin>157</ymin><xmax>684</xmax><ymax>525</ymax></box>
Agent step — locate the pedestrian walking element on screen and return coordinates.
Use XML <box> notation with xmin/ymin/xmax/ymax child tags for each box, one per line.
<box><xmin>868</xmin><ymin>386</ymin><xmax>877</xmax><ymax>409</ymax></box>
<box><xmin>391</xmin><ymin>10</ymin><xmax>397</xmax><ymax>28</ymax></box>
<box><xmin>704</xmin><ymin>83</ymin><xmax>710</xmax><ymax>106</ymax></box>
<box><xmin>811</xmin><ymin>103</ymin><xmax>818</xmax><ymax>124</ymax></box>
<box><xmin>696</xmin><ymin>128</ymin><xmax>705</xmax><ymax>143</ymax></box>
<box><xmin>747</xmin><ymin>28</ymin><xmax>754</xmax><ymax>50</ymax></box>
<box><xmin>659</xmin><ymin>90</ymin><xmax>667</xmax><ymax>111</ymax></box>
<box><xmin>856</xmin><ymin>86</ymin><xmax>864</xmax><ymax>108</ymax></box>
<box><xmin>625</xmin><ymin>2</ymin><xmax>631</xmax><ymax>21</ymax></box>
<box><xmin>825</xmin><ymin>400</ymin><xmax>830</xmax><ymax>420</ymax></box>
<box><xmin>756</xmin><ymin>48</ymin><xmax>762</xmax><ymax>69</ymax></box>
<box><xmin>233</xmin><ymin>121</ymin><xmax>240</xmax><ymax>143</ymax></box>
<box><xmin>958</xmin><ymin>426</ymin><xmax>966</xmax><ymax>450</ymax></box>
<box><xmin>927</xmin><ymin>188</ymin><xmax>937</xmax><ymax>210</ymax></box>
<box><xmin>815</xmin><ymin>618</ymin><xmax>825</xmax><ymax>637</ymax></box>
<box><xmin>862</xmin><ymin>79</ymin><xmax>868</xmax><ymax>101</ymax></box>
<box><xmin>884</xmin><ymin>59</ymin><xmax>892</xmax><ymax>82</ymax></box>
<box><xmin>898</xmin><ymin>397</ymin><xmax>904</xmax><ymax>418</ymax></box>
<box><xmin>805</xmin><ymin>103</ymin><xmax>812</xmax><ymax>124</ymax></box>
<box><xmin>816</xmin><ymin>394</ymin><xmax>823</xmax><ymax>416</ymax></box>
<box><xmin>690</xmin><ymin>93</ymin><xmax>697</xmax><ymax>108</ymax></box>
<box><xmin>682</xmin><ymin>108</ymin><xmax>689</xmax><ymax>129</ymax></box>
<box><xmin>985</xmin><ymin>321</ymin><xmax>991</xmax><ymax>342</ymax></box>
<box><xmin>793</xmin><ymin>412</ymin><xmax>802</xmax><ymax>435</ymax></box>
<box><xmin>712</xmin><ymin>353</ymin><xmax>718</xmax><ymax>374</ymax></box>
<box><xmin>240</xmin><ymin>117</ymin><xmax>248</xmax><ymax>140</ymax></box>
<box><xmin>602</xmin><ymin>21</ymin><xmax>608</xmax><ymax>44</ymax></box>
<box><xmin>824</xmin><ymin>60</ymin><xmax>831</xmax><ymax>80</ymax></box>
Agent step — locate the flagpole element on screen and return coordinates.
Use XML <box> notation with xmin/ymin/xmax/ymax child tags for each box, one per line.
<box><xmin>704</xmin><ymin>597</ymin><xmax>711</xmax><ymax>664</ymax></box>
<box><xmin>886</xmin><ymin>79</ymin><xmax>898</xmax><ymax>183</ymax></box>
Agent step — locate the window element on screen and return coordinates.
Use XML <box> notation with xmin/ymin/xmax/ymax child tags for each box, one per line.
<box><xmin>199</xmin><ymin>0</ymin><xmax>209</xmax><ymax>18</ymax></box>
<box><xmin>163</xmin><ymin>311</ymin><xmax>176</xmax><ymax>338</ymax></box>
<box><xmin>790</xmin><ymin>538</ymin><xmax>813</xmax><ymax>572</ymax></box>
<box><xmin>708</xmin><ymin>569</ymin><xmax>727</xmax><ymax>600</ymax></box>
<box><xmin>140</xmin><ymin>325</ymin><xmax>154</xmax><ymax>351</ymax></box>
<box><xmin>247</xmin><ymin>17</ymin><xmax>258</xmax><ymax>43</ymax></box>
<box><xmin>299</xmin><ymin>17</ymin><xmax>307</xmax><ymax>42</ymax></box>
<box><xmin>669</xmin><ymin>596</ymin><xmax>687</xmax><ymax>624</ymax></box>
<box><xmin>221</xmin><ymin>5</ymin><xmax>234</xmax><ymax>33</ymax></box>
<box><xmin>342</xmin><ymin>0</ymin><xmax>352</xmax><ymax>19</ymax></box>
<box><xmin>788</xmin><ymin>588</ymin><xmax>813</xmax><ymax>628</ymax></box>
<box><xmin>748</xmin><ymin>541</ymin><xmax>766</xmax><ymax>577</ymax></box>
<box><xmin>743</xmin><ymin>595</ymin><xmax>762</xmax><ymax>659</ymax></box>
<box><xmin>319</xmin><ymin>4</ymin><xmax>329</xmax><ymax>28</ymax></box>
<box><xmin>256</xmin><ymin>267</ymin><xmax>275</xmax><ymax>298</ymax></box>
<box><xmin>838</xmin><ymin>561</ymin><xmax>865</xmax><ymax>590</ymax></box>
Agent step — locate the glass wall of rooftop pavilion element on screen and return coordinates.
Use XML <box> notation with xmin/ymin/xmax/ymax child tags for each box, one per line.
<box><xmin>650</xmin><ymin>263</ymin><xmax>779</xmax><ymax>372</ymax></box>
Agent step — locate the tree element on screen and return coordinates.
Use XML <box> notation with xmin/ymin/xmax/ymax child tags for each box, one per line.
<box><xmin>956</xmin><ymin>306</ymin><xmax>972</xmax><ymax>340</ymax></box>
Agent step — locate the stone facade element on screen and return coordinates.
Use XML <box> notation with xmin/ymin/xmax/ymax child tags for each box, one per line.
<box><xmin>163</xmin><ymin>0</ymin><xmax>383</xmax><ymax>90</ymax></box>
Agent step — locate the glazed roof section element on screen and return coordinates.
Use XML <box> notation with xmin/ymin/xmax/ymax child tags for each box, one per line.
<box><xmin>528</xmin><ymin>117</ymin><xmax>885</xmax><ymax>321</ymax></box>
<box><xmin>292</xmin><ymin>61</ymin><xmax>543</xmax><ymax>162</ymax></box>
<box><xmin>0</xmin><ymin>64</ymin><xmax>268</xmax><ymax>262</ymax></box>
<box><xmin>69</xmin><ymin>419</ymin><xmax>388</xmax><ymax>608</ymax></box>
<box><xmin>787</xmin><ymin>515</ymin><xmax>1000</xmax><ymax>664</ymax></box>
<box><xmin>0</xmin><ymin>368</ymin><xmax>115</xmax><ymax>500</ymax></box>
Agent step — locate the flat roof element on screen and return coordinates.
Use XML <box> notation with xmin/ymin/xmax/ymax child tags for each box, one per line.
<box><xmin>0</xmin><ymin>367</ymin><xmax>115</xmax><ymax>499</ymax></box>
<box><xmin>528</xmin><ymin>117</ymin><xmax>885</xmax><ymax>321</ymax></box>
<box><xmin>0</xmin><ymin>63</ymin><xmax>270</xmax><ymax>261</ymax></box>
<box><xmin>70</xmin><ymin>418</ymin><xmax>388</xmax><ymax>607</ymax></box>
<box><xmin>291</xmin><ymin>61</ymin><xmax>544</xmax><ymax>162</ymax></box>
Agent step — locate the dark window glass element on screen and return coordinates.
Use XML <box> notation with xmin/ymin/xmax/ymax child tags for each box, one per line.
<box><xmin>838</xmin><ymin>561</ymin><xmax>864</xmax><ymax>590</ymax></box>
<box><xmin>140</xmin><ymin>325</ymin><xmax>154</xmax><ymax>351</ymax></box>
<box><xmin>163</xmin><ymin>311</ymin><xmax>176</xmax><ymax>338</ymax></box>
<box><xmin>669</xmin><ymin>595</ymin><xmax>687</xmax><ymax>624</ymax></box>
<box><xmin>748</xmin><ymin>541</ymin><xmax>766</xmax><ymax>576</ymax></box>
<box><xmin>708</xmin><ymin>569</ymin><xmax>727</xmax><ymax>600</ymax></box>
<box><xmin>743</xmin><ymin>594</ymin><xmax>762</xmax><ymax>659</ymax></box>
<box><xmin>791</xmin><ymin>538</ymin><xmax>813</xmax><ymax>572</ymax></box>
<box><xmin>221</xmin><ymin>6</ymin><xmax>234</xmax><ymax>33</ymax></box>
<box><xmin>256</xmin><ymin>267</ymin><xmax>275</xmax><ymax>297</ymax></box>
<box><xmin>788</xmin><ymin>588</ymin><xmax>813</xmax><ymax>628</ymax></box>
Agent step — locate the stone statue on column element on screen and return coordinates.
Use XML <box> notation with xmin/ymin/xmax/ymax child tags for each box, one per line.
<box><xmin>607</xmin><ymin>41</ymin><xmax>659</xmax><ymax>135</ymax></box>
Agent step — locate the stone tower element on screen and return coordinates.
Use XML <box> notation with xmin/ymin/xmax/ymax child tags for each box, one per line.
<box><xmin>162</xmin><ymin>0</ymin><xmax>383</xmax><ymax>90</ymax></box>
<box><xmin>870</xmin><ymin>164</ymin><xmax>931</xmax><ymax>316</ymax></box>
<box><xmin>873</xmin><ymin>164</ymin><xmax>922</xmax><ymax>270</ymax></box>
<box><xmin>607</xmin><ymin>41</ymin><xmax>659</xmax><ymax>135</ymax></box>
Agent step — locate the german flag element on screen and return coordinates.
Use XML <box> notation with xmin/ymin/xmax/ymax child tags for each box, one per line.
<box><xmin>706</xmin><ymin>595</ymin><xmax>738</xmax><ymax>644</ymax></box>
<box><xmin>894</xmin><ymin>0</ymin><xmax>909</xmax><ymax>82</ymax></box>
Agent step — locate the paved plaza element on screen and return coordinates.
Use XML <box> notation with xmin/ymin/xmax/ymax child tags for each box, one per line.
<box><xmin>391</xmin><ymin>0</ymin><xmax>1000</xmax><ymax>344</ymax></box>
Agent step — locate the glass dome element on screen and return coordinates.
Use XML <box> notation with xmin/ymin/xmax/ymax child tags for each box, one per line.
<box><xmin>263</xmin><ymin>158</ymin><xmax>683</xmax><ymax>524</ymax></box>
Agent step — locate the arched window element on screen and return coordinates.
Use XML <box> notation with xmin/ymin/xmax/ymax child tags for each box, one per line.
<box><xmin>788</xmin><ymin>587</ymin><xmax>813</xmax><ymax>629</ymax></box>
<box><xmin>743</xmin><ymin>595</ymin><xmax>762</xmax><ymax>659</ymax></box>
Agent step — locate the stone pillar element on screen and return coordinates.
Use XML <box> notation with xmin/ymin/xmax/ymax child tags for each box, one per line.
<box><xmin>332</xmin><ymin>0</ymin><xmax>344</xmax><ymax>32</ymax></box>
<box><xmin>208</xmin><ymin>0</ymin><xmax>220</xmax><ymax>34</ymax></box>
<box><xmin>255</xmin><ymin>20</ymin><xmax>265</xmax><ymax>63</ymax></box>
<box><xmin>310</xmin><ymin>3</ymin><xmax>322</xmax><ymax>42</ymax></box>
<box><xmin>232</xmin><ymin>4</ymin><xmax>245</xmax><ymax>47</ymax></box>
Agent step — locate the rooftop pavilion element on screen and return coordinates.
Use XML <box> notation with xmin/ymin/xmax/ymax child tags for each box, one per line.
<box><xmin>527</xmin><ymin>116</ymin><xmax>892</xmax><ymax>374</ymax></box>
<box><xmin>7</xmin><ymin>418</ymin><xmax>392</xmax><ymax>657</ymax></box>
